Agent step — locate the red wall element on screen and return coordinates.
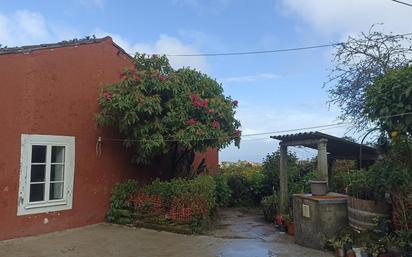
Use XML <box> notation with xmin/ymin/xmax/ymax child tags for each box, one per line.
<box><xmin>0</xmin><ymin>38</ymin><xmax>218</xmax><ymax>241</ymax></box>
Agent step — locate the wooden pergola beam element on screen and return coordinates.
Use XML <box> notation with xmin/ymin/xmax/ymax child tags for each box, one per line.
<box><xmin>280</xmin><ymin>138</ymin><xmax>322</xmax><ymax>147</ymax></box>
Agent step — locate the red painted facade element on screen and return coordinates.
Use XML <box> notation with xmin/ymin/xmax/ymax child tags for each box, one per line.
<box><xmin>0</xmin><ymin>37</ymin><xmax>218</xmax><ymax>241</ymax></box>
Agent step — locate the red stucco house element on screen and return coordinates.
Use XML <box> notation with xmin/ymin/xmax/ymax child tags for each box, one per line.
<box><xmin>0</xmin><ymin>37</ymin><xmax>218</xmax><ymax>241</ymax></box>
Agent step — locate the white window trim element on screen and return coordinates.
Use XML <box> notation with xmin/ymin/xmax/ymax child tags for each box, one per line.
<box><xmin>17</xmin><ymin>134</ymin><xmax>75</xmax><ymax>216</ymax></box>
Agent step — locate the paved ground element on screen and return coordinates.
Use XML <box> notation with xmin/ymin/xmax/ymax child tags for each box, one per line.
<box><xmin>0</xmin><ymin>208</ymin><xmax>332</xmax><ymax>257</ymax></box>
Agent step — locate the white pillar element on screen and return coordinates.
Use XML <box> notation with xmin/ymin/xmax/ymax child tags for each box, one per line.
<box><xmin>279</xmin><ymin>144</ymin><xmax>288</xmax><ymax>214</ymax></box>
<box><xmin>317</xmin><ymin>139</ymin><xmax>328</xmax><ymax>181</ymax></box>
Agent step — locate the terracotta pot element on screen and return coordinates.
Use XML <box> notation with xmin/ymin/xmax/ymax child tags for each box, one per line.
<box><xmin>335</xmin><ymin>248</ymin><xmax>344</xmax><ymax>257</ymax></box>
<box><xmin>347</xmin><ymin>250</ymin><xmax>356</xmax><ymax>257</ymax></box>
<box><xmin>287</xmin><ymin>221</ymin><xmax>295</xmax><ymax>236</ymax></box>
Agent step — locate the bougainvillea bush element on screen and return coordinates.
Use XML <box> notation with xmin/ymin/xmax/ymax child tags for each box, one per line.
<box><xmin>96</xmin><ymin>54</ymin><xmax>241</xmax><ymax>176</ymax></box>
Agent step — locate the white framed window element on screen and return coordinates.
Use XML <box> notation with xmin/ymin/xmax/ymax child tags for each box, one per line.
<box><xmin>17</xmin><ymin>134</ymin><xmax>75</xmax><ymax>216</ymax></box>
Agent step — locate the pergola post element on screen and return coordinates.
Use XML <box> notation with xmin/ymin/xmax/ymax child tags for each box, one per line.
<box><xmin>279</xmin><ymin>143</ymin><xmax>288</xmax><ymax>214</ymax></box>
<box><xmin>317</xmin><ymin>138</ymin><xmax>328</xmax><ymax>181</ymax></box>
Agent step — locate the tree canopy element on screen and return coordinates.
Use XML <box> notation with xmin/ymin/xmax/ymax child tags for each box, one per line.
<box><xmin>96</xmin><ymin>54</ymin><xmax>241</xmax><ymax>176</ymax></box>
<box><xmin>365</xmin><ymin>65</ymin><xmax>412</xmax><ymax>137</ymax></box>
<box><xmin>327</xmin><ymin>28</ymin><xmax>412</xmax><ymax>130</ymax></box>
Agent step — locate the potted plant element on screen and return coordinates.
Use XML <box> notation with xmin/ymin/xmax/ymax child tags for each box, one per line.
<box><xmin>284</xmin><ymin>210</ymin><xmax>295</xmax><ymax>236</ymax></box>
<box><xmin>347</xmin><ymin>249</ymin><xmax>356</xmax><ymax>257</ymax></box>
<box><xmin>309</xmin><ymin>170</ymin><xmax>328</xmax><ymax>196</ymax></box>
<box><xmin>330</xmin><ymin>238</ymin><xmax>345</xmax><ymax>257</ymax></box>
<box><xmin>261</xmin><ymin>193</ymin><xmax>279</xmax><ymax>223</ymax></box>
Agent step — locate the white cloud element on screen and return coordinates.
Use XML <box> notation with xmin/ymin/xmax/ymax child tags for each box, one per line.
<box><xmin>0</xmin><ymin>10</ymin><xmax>80</xmax><ymax>47</ymax></box>
<box><xmin>221</xmin><ymin>73</ymin><xmax>281</xmax><ymax>83</ymax></box>
<box><xmin>280</xmin><ymin>0</ymin><xmax>412</xmax><ymax>36</ymax></box>
<box><xmin>94</xmin><ymin>29</ymin><xmax>208</xmax><ymax>71</ymax></box>
<box><xmin>0</xmin><ymin>10</ymin><xmax>50</xmax><ymax>46</ymax></box>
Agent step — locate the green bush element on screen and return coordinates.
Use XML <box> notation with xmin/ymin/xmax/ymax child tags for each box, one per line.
<box><xmin>142</xmin><ymin>176</ymin><xmax>217</xmax><ymax>212</ymax></box>
<box><xmin>289</xmin><ymin>170</ymin><xmax>318</xmax><ymax>195</ymax></box>
<box><xmin>341</xmin><ymin>169</ymin><xmax>387</xmax><ymax>201</ymax></box>
<box><xmin>247</xmin><ymin>172</ymin><xmax>271</xmax><ymax>204</ymax></box>
<box><xmin>261</xmin><ymin>192</ymin><xmax>279</xmax><ymax>206</ymax></box>
<box><xmin>189</xmin><ymin>175</ymin><xmax>217</xmax><ymax>212</ymax></box>
<box><xmin>213</xmin><ymin>174</ymin><xmax>231</xmax><ymax>207</ymax></box>
<box><xmin>106</xmin><ymin>176</ymin><xmax>218</xmax><ymax>232</ymax></box>
<box><xmin>225</xmin><ymin>172</ymin><xmax>252</xmax><ymax>206</ymax></box>
<box><xmin>106</xmin><ymin>180</ymin><xmax>139</xmax><ymax>222</ymax></box>
<box><xmin>144</xmin><ymin>179</ymin><xmax>171</xmax><ymax>199</ymax></box>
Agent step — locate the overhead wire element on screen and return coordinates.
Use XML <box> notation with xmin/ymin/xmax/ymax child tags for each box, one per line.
<box><xmin>160</xmin><ymin>32</ymin><xmax>412</xmax><ymax>57</ymax></box>
<box><xmin>391</xmin><ymin>0</ymin><xmax>412</xmax><ymax>7</ymax></box>
<box><xmin>99</xmin><ymin>111</ymin><xmax>412</xmax><ymax>143</ymax></box>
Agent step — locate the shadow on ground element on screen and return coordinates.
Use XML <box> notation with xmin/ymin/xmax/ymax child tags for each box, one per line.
<box><xmin>0</xmin><ymin>208</ymin><xmax>332</xmax><ymax>257</ymax></box>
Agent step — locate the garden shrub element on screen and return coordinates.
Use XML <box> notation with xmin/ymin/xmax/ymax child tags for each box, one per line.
<box><xmin>213</xmin><ymin>173</ymin><xmax>231</xmax><ymax>207</ymax></box>
<box><xmin>106</xmin><ymin>180</ymin><xmax>139</xmax><ymax>223</ymax></box>
<box><xmin>220</xmin><ymin>155</ymin><xmax>317</xmax><ymax>207</ymax></box>
<box><xmin>220</xmin><ymin>161</ymin><xmax>274</xmax><ymax>206</ymax></box>
<box><xmin>225</xmin><ymin>172</ymin><xmax>253</xmax><ymax>206</ymax></box>
<box><xmin>107</xmin><ymin>176</ymin><xmax>218</xmax><ymax>232</ymax></box>
<box><xmin>189</xmin><ymin>175</ymin><xmax>216</xmax><ymax>213</ymax></box>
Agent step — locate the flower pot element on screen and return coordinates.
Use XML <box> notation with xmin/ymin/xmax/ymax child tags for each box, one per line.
<box><xmin>353</xmin><ymin>248</ymin><xmax>362</xmax><ymax>257</ymax></box>
<box><xmin>335</xmin><ymin>248</ymin><xmax>344</xmax><ymax>257</ymax></box>
<box><xmin>287</xmin><ymin>221</ymin><xmax>295</xmax><ymax>236</ymax></box>
<box><xmin>347</xmin><ymin>250</ymin><xmax>356</xmax><ymax>257</ymax></box>
<box><xmin>310</xmin><ymin>180</ymin><xmax>328</xmax><ymax>196</ymax></box>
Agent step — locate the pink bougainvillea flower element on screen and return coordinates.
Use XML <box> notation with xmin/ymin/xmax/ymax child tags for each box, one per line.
<box><xmin>232</xmin><ymin>100</ymin><xmax>238</xmax><ymax>107</ymax></box>
<box><xmin>187</xmin><ymin>118</ymin><xmax>197</xmax><ymax>126</ymax></box>
<box><xmin>103</xmin><ymin>91</ymin><xmax>112</xmax><ymax>100</ymax></box>
<box><xmin>211</xmin><ymin>120</ymin><xmax>220</xmax><ymax>129</ymax></box>
<box><xmin>118</xmin><ymin>71</ymin><xmax>126</xmax><ymax>79</ymax></box>
<box><xmin>193</xmin><ymin>100</ymin><xmax>200</xmax><ymax>107</ymax></box>
<box><xmin>191</xmin><ymin>93</ymin><xmax>199</xmax><ymax>102</ymax></box>
<box><xmin>159</xmin><ymin>75</ymin><xmax>166</xmax><ymax>81</ymax></box>
<box><xmin>200</xmin><ymin>99</ymin><xmax>208</xmax><ymax>108</ymax></box>
<box><xmin>234</xmin><ymin>130</ymin><xmax>241</xmax><ymax>137</ymax></box>
<box><xmin>135</xmin><ymin>75</ymin><xmax>141</xmax><ymax>82</ymax></box>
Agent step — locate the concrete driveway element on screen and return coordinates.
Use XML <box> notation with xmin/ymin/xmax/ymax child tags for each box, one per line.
<box><xmin>0</xmin><ymin>209</ymin><xmax>332</xmax><ymax>257</ymax></box>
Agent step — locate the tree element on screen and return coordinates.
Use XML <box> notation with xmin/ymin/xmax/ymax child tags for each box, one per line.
<box><xmin>365</xmin><ymin>65</ymin><xmax>412</xmax><ymax>137</ymax></box>
<box><xmin>327</xmin><ymin>27</ymin><xmax>412</xmax><ymax>130</ymax></box>
<box><xmin>96</xmin><ymin>54</ymin><xmax>241</xmax><ymax>177</ymax></box>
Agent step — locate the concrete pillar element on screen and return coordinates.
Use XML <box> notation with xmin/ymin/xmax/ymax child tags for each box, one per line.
<box><xmin>279</xmin><ymin>144</ymin><xmax>288</xmax><ymax>214</ymax></box>
<box><xmin>317</xmin><ymin>139</ymin><xmax>328</xmax><ymax>181</ymax></box>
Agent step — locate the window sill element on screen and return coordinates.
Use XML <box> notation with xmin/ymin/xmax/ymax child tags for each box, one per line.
<box><xmin>26</xmin><ymin>200</ymin><xmax>67</xmax><ymax>209</ymax></box>
<box><xmin>17</xmin><ymin>200</ymin><xmax>72</xmax><ymax>216</ymax></box>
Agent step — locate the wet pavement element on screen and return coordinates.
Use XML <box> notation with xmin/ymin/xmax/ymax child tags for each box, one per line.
<box><xmin>0</xmin><ymin>208</ymin><xmax>332</xmax><ymax>257</ymax></box>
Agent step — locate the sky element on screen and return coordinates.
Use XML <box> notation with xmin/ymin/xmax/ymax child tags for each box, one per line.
<box><xmin>1</xmin><ymin>0</ymin><xmax>411</xmax><ymax>162</ymax></box>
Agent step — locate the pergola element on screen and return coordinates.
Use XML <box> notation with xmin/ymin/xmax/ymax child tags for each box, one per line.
<box><xmin>270</xmin><ymin>131</ymin><xmax>379</xmax><ymax>214</ymax></box>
